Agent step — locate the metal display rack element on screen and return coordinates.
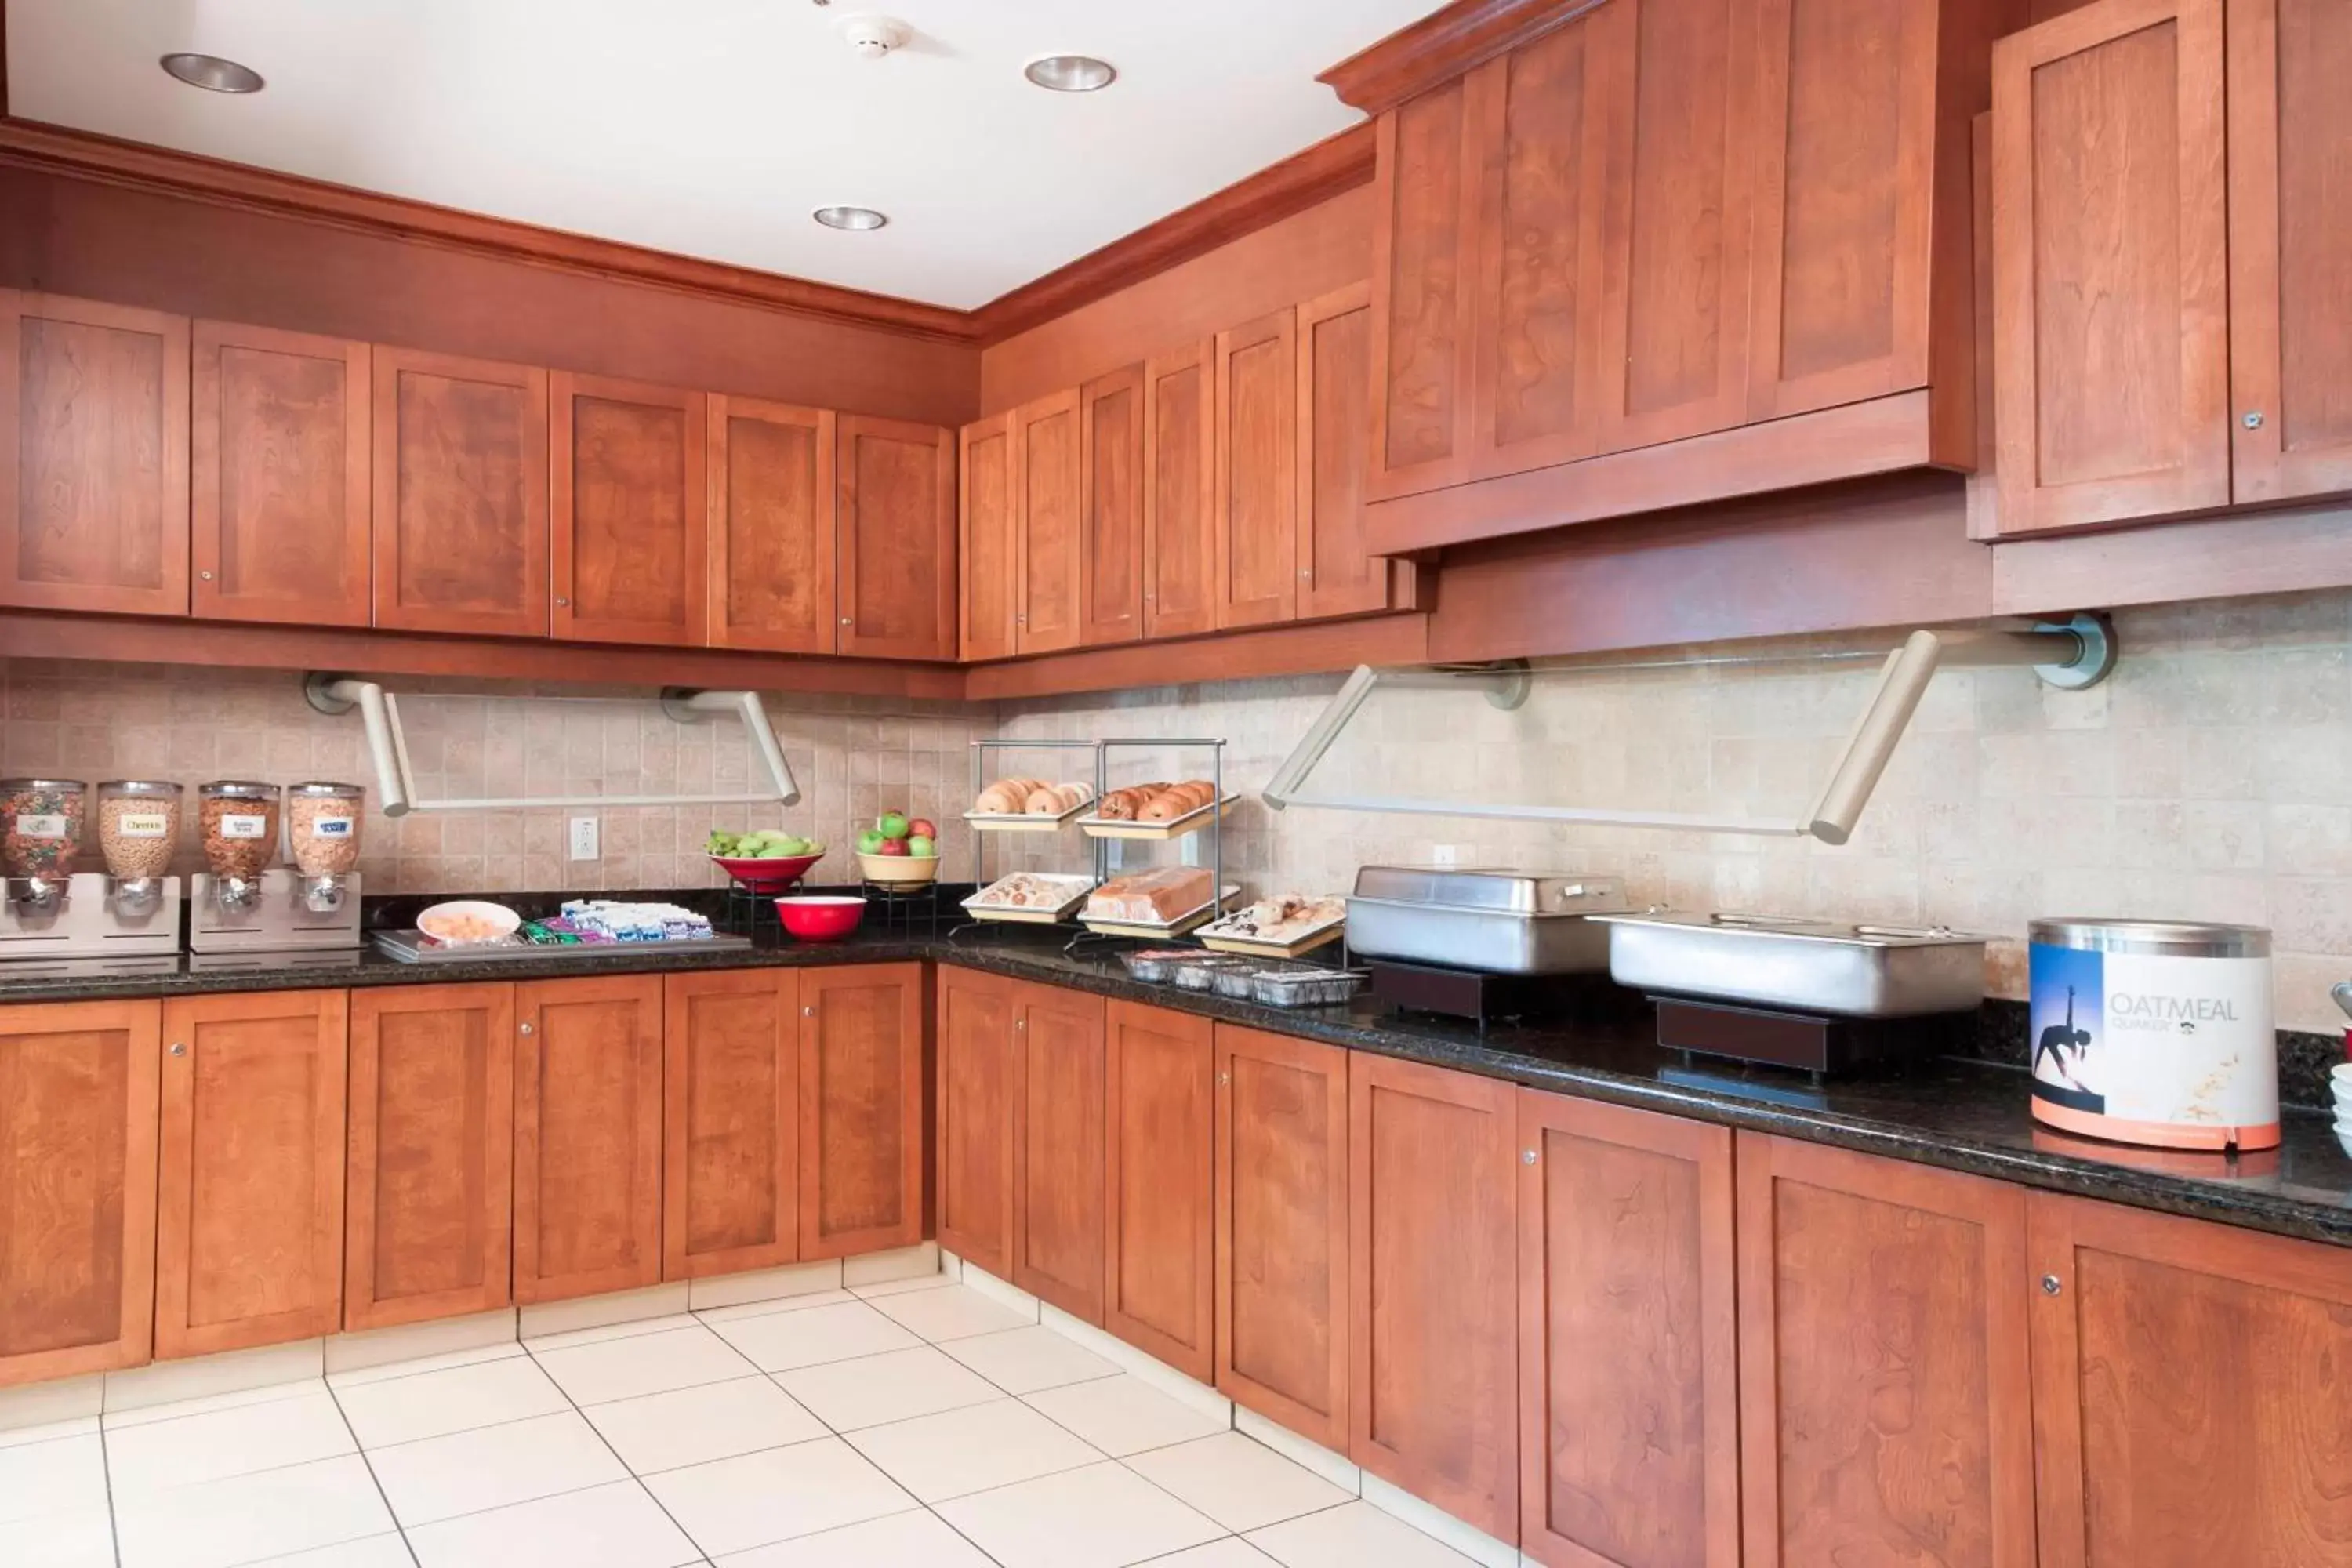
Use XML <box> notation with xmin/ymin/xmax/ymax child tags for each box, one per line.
<box><xmin>953</xmin><ymin>737</ymin><xmax>1232</xmax><ymax>953</ymax></box>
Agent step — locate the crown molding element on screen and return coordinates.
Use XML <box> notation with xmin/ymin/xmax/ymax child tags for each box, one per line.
<box><xmin>1316</xmin><ymin>0</ymin><xmax>1607</xmax><ymax>115</ymax></box>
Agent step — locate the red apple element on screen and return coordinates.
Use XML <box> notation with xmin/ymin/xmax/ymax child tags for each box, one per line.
<box><xmin>877</xmin><ymin>838</ymin><xmax>909</xmax><ymax>856</ymax></box>
<box><xmin>908</xmin><ymin>818</ymin><xmax>938</xmax><ymax>840</ymax></box>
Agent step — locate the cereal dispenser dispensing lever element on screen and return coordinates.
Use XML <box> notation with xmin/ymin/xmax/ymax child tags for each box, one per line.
<box><xmin>198</xmin><ymin>781</ymin><xmax>280</xmax><ymax>912</ymax></box>
<box><xmin>288</xmin><ymin>782</ymin><xmax>365</xmax><ymax>913</ymax></box>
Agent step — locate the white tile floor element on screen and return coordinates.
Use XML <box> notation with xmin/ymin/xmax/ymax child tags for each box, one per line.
<box><xmin>0</xmin><ymin>1272</ymin><xmax>1478</xmax><ymax>1568</ymax></box>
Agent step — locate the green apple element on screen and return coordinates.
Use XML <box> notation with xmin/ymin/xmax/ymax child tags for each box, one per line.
<box><xmin>877</xmin><ymin>811</ymin><xmax>910</xmax><ymax>840</ymax></box>
<box><xmin>856</xmin><ymin>827</ymin><xmax>887</xmax><ymax>855</ymax></box>
<box><xmin>906</xmin><ymin>834</ymin><xmax>935</xmax><ymax>858</ymax></box>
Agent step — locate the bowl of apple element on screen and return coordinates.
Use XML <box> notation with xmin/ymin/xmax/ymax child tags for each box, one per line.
<box><xmin>856</xmin><ymin>810</ymin><xmax>942</xmax><ymax>887</ymax></box>
<box><xmin>706</xmin><ymin>829</ymin><xmax>826</xmax><ymax>895</ymax></box>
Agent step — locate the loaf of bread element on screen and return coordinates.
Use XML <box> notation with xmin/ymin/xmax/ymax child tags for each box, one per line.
<box><xmin>1024</xmin><ymin>782</ymin><xmax>1090</xmax><ymax>816</ymax></box>
<box><xmin>972</xmin><ymin>777</ymin><xmax>1049</xmax><ymax>815</ymax></box>
<box><xmin>1084</xmin><ymin>866</ymin><xmax>1214</xmax><ymax>924</ymax></box>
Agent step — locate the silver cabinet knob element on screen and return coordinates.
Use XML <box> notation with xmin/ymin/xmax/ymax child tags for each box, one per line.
<box><xmin>840</xmin><ymin>617</ymin><xmax>852</xmax><ymax>626</ymax></box>
<box><xmin>1299</xmin><ymin>569</ymin><xmax>1311</xmax><ymax>580</ymax></box>
<box><xmin>2243</xmin><ymin>411</ymin><xmax>2267</xmax><ymax>430</ymax></box>
<box><xmin>1523</xmin><ymin>1149</ymin><xmax>1537</xmax><ymax>1165</ymax></box>
<box><xmin>198</xmin><ymin>571</ymin><xmax>214</xmax><ymax>581</ymax></box>
<box><xmin>518</xmin><ymin>1022</ymin><xmax>534</xmax><ymax>1036</ymax></box>
<box><xmin>169</xmin><ymin>1042</ymin><xmax>187</xmax><ymax>1057</ymax></box>
<box><xmin>2042</xmin><ymin>1273</ymin><xmax>2062</xmax><ymax>1297</ymax></box>
<box><xmin>1014</xmin><ymin>1017</ymin><xmax>1026</xmax><ymax>1030</ymax></box>
<box><xmin>554</xmin><ymin>597</ymin><xmax>568</xmax><ymax>608</ymax></box>
<box><xmin>1216</xmin><ymin>1070</ymin><xmax>1230</xmax><ymax>1086</ymax></box>
<box><xmin>803</xmin><ymin>1005</ymin><xmax>815</xmax><ymax>1018</ymax></box>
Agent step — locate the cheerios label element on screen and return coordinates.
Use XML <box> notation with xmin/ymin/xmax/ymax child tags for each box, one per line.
<box><xmin>117</xmin><ymin>814</ymin><xmax>171</xmax><ymax>837</ymax></box>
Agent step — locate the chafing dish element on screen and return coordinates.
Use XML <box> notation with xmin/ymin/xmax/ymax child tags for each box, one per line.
<box><xmin>1593</xmin><ymin>911</ymin><xmax>1989</xmax><ymax>1018</ymax></box>
<box><xmin>1345</xmin><ymin>867</ymin><xmax>1628</xmax><ymax>975</ymax></box>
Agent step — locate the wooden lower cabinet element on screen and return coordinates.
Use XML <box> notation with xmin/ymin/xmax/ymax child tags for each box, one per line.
<box><xmin>158</xmin><ymin>991</ymin><xmax>348</xmax><ymax>1359</ymax></box>
<box><xmin>1104</xmin><ymin>1000</ymin><xmax>1213</xmax><ymax>1381</ymax></box>
<box><xmin>1348</xmin><ymin>1052</ymin><xmax>1519</xmax><ymax>1541</ymax></box>
<box><xmin>1013</xmin><ymin>984</ymin><xmax>1108</xmax><ymax>1322</ymax></box>
<box><xmin>346</xmin><ymin>985</ymin><xmax>514</xmax><ymax>1331</ymax></box>
<box><xmin>1519</xmin><ymin>1090</ymin><xmax>1737</xmax><ymax>1568</ymax></box>
<box><xmin>0</xmin><ymin>1000</ymin><xmax>161</xmax><ymax>1387</ymax></box>
<box><xmin>663</xmin><ymin>970</ymin><xmax>800</xmax><ymax>1280</ymax></box>
<box><xmin>2029</xmin><ymin>1192</ymin><xmax>2352</xmax><ymax>1566</ymax></box>
<box><xmin>798</xmin><ymin>964</ymin><xmax>927</xmax><ymax>1259</ymax></box>
<box><xmin>1735</xmin><ymin>1133</ymin><xmax>2037</xmax><ymax>1567</ymax></box>
<box><xmin>935</xmin><ymin>967</ymin><xmax>1017</xmax><ymax>1279</ymax></box>
<box><xmin>1214</xmin><ymin>1024</ymin><xmax>1349</xmax><ymax>1451</ymax></box>
<box><xmin>513</xmin><ymin>976</ymin><xmax>662</xmax><ymax>1304</ymax></box>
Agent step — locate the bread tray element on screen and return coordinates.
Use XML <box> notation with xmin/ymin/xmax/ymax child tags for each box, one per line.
<box><xmin>963</xmin><ymin>793</ymin><xmax>1094</xmax><ymax>833</ymax></box>
<box><xmin>960</xmin><ymin>877</ymin><xmax>1095</xmax><ymax>924</ymax></box>
<box><xmin>1198</xmin><ymin>913</ymin><xmax>1346</xmax><ymax>959</ymax></box>
<box><xmin>1080</xmin><ymin>885</ymin><xmax>1240</xmax><ymax>939</ymax></box>
<box><xmin>1078</xmin><ymin>794</ymin><xmax>1239</xmax><ymax>840</ymax></box>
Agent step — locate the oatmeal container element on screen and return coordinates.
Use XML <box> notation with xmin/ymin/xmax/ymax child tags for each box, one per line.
<box><xmin>1</xmin><ymin>778</ymin><xmax>86</xmax><ymax>909</ymax></box>
<box><xmin>288</xmin><ymin>782</ymin><xmax>365</xmax><ymax>912</ymax></box>
<box><xmin>97</xmin><ymin>780</ymin><xmax>181</xmax><ymax>916</ymax></box>
<box><xmin>198</xmin><ymin>780</ymin><xmax>281</xmax><ymax>909</ymax></box>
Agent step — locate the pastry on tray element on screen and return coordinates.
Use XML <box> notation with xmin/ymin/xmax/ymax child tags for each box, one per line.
<box><xmin>1084</xmin><ymin>865</ymin><xmax>1214</xmax><ymax>924</ymax></box>
<box><xmin>1095</xmin><ymin>780</ymin><xmax>1218</xmax><ymax>822</ymax></box>
<box><xmin>1202</xmin><ymin>894</ymin><xmax>1346</xmax><ymax>942</ymax></box>
<box><xmin>968</xmin><ymin>872</ymin><xmax>1094</xmax><ymax>909</ymax></box>
<box><xmin>972</xmin><ymin>777</ymin><xmax>1090</xmax><ymax>815</ymax></box>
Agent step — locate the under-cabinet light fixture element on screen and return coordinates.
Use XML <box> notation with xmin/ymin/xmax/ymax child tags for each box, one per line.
<box><xmin>161</xmin><ymin>53</ymin><xmax>264</xmax><ymax>93</ymax></box>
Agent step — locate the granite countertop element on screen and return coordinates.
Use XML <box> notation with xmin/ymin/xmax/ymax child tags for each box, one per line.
<box><xmin>7</xmin><ymin>920</ymin><xmax>2348</xmax><ymax>1250</ymax></box>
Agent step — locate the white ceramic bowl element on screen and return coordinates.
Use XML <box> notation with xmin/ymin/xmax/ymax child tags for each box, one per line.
<box><xmin>416</xmin><ymin>899</ymin><xmax>522</xmax><ymax>945</ymax></box>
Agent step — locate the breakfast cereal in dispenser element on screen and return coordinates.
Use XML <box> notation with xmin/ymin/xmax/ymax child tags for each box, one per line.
<box><xmin>287</xmin><ymin>782</ymin><xmax>364</xmax><ymax>911</ymax></box>
<box><xmin>1</xmin><ymin>779</ymin><xmax>85</xmax><ymax>909</ymax></box>
<box><xmin>97</xmin><ymin>780</ymin><xmax>181</xmax><ymax>916</ymax></box>
<box><xmin>198</xmin><ymin>780</ymin><xmax>280</xmax><ymax>908</ymax></box>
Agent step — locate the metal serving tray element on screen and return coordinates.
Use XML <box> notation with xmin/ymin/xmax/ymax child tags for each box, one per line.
<box><xmin>373</xmin><ymin>931</ymin><xmax>752</xmax><ymax>964</ymax></box>
<box><xmin>1592</xmin><ymin>911</ymin><xmax>1988</xmax><ymax>1018</ymax></box>
<box><xmin>1345</xmin><ymin>867</ymin><xmax>1628</xmax><ymax>975</ymax></box>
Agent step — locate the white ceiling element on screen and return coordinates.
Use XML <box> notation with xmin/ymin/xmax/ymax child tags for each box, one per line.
<box><xmin>8</xmin><ymin>0</ymin><xmax>1439</xmax><ymax>310</ymax></box>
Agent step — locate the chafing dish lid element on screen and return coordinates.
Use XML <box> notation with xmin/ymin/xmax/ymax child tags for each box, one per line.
<box><xmin>1590</xmin><ymin>909</ymin><xmax>1992</xmax><ymax>946</ymax></box>
<box><xmin>1348</xmin><ymin>866</ymin><xmax>1628</xmax><ymax>916</ymax></box>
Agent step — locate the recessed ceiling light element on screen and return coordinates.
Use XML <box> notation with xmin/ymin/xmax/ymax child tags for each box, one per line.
<box><xmin>1025</xmin><ymin>54</ymin><xmax>1116</xmax><ymax>93</ymax></box>
<box><xmin>812</xmin><ymin>205</ymin><xmax>889</xmax><ymax>232</ymax></box>
<box><xmin>160</xmin><ymin>53</ymin><xmax>265</xmax><ymax>94</ymax></box>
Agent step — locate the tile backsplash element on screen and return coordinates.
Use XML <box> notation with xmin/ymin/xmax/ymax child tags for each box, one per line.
<box><xmin>8</xmin><ymin>586</ymin><xmax>2351</xmax><ymax>1032</ymax></box>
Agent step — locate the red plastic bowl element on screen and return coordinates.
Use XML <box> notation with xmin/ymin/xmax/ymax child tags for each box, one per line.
<box><xmin>776</xmin><ymin>895</ymin><xmax>866</xmax><ymax>942</ymax></box>
<box><xmin>710</xmin><ymin>851</ymin><xmax>824</xmax><ymax>895</ymax></box>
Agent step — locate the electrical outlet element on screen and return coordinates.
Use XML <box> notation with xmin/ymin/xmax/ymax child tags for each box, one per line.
<box><xmin>1432</xmin><ymin>844</ymin><xmax>1459</xmax><ymax>867</ymax></box>
<box><xmin>568</xmin><ymin>816</ymin><xmax>599</xmax><ymax>861</ymax></box>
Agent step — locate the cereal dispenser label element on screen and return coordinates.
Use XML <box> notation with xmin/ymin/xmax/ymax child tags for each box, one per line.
<box><xmin>310</xmin><ymin>816</ymin><xmax>355</xmax><ymax>838</ymax></box>
<box><xmin>14</xmin><ymin>814</ymin><xmax>68</xmax><ymax>839</ymax></box>
<box><xmin>117</xmin><ymin>813</ymin><xmax>171</xmax><ymax>837</ymax></box>
<box><xmin>219</xmin><ymin>815</ymin><xmax>269</xmax><ymax>840</ymax></box>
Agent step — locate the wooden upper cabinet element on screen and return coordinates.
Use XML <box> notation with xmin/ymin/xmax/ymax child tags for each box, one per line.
<box><xmin>1142</xmin><ymin>341</ymin><xmax>1218</xmax><ymax>641</ymax></box>
<box><xmin>2227</xmin><ymin>0</ymin><xmax>2352</xmax><ymax>504</ymax></box>
<box><xmin>2028</xmin><ymin>1192</ymin><xmax>2352</xmax><ymax>1567</ymax></box>
<box><xmin>1296</xmin><ymin>282</ymin><xmax>1409</xmax><ymax>622</ymax></box>
<box><xmin>550</xmin><ymin>372</ymin><xmax>706</xmax><ymax>646</ymax></box>
<box><xmin>513</xmin><ymin>975</ymin><xmax>663</xmax><ymax>1304</ymax></box>
<box><xmin>664</xmin><ymin>970</ymin><xmax>801</xmax><ymax>1281</ymax></box>
<box><xmin>958</xmin><ymin>412</ymin><xmax>1018</xmax><ymax>661</ymax></box>
<box><xmin>837</xmin><ymin>414</ymin><xmax>956</xmax><ymax>660</ymax></box>
<box><xmin>1519</xmin><ymin>1090</ymin><xmax>1738</xmax><ymax>1568</ymax></box>
<box><xmin>1991</xmin><ymin>0</ymin><xmax>2230</xmax><ymax>533</ymax></box>
<box><xmin>1214</xmin><ymin>307</ymin><xmax>1299</xmax><ymax>630</ymax></box>
<box><xmin>372</xmin><ymin>347</ymin><xmax>550</xmax><ymax>636</ymax></box>
<box><xmin>1214</xmin><ymin>1024</ymin><xmax>1349</xmax><ymax>1453</ymax></box>
<box><xmin>1349</xmin><ymin>1052</ymin><xmax>1518</xmax><ymax>1541</ymax></box>
<box><xmin>1012</xmin><ymin>982</ymin><xmax>1107</xmax><ymax>1323</ymax></box>
<box><xmin>707</xmin><ymin>396</ymin><xmax>835</xmax><ymax>654</ymax></box>
<box><xmin>0</xmin><ymin>1000</ymin><xmax>160</xmax><ymax>1388</ymax></box>
<box><xmin>1595</xmin><ymin>0</ymin><xmax>1760</xmax><ymax>453</ymax></box>
<box><xmin>192</xmin><ymin>321</ymin><xmax>372</xmax><ymax>626</ymax></box>
<box><xmin>345</xmin><ymin>983</ymin><xmax>514</xmax><ymax>1332</ymax></box>
<box><xmin>1013</xmin><ymin>390</ymin><xmax>1083</xmax><ymax>655</ymax></box>
<box><xmin>1736</xmin><ymin>1134</ymin><xmax>2036</xmax><ymax>1568</ymax></box>
<box><xmin>799</xmin><ymin>963</ymin><xmax>926</xmax><ymax>1259</ymax></box>
<box><xmin>1369</xmin><ymin>77</ymin><xmax>1481</xmax><ymax>499</ymax></box>
<box><xmin>1079</xmin><ymin>365</ymin><xmax>1145</xmax><ymax>647</ymax></box>
<box><xmin>1465</xmin><ymin>18</ymin><xmax>1610</xmax><ymax>480</ymax></box>
<box><xmin>0</xmin><ymin>292</ymin><xmax>190</xmax><ymax>616</ymax></box>
<box><xmin>158</xmin><ymin>990</ymin><xmax>348</xmax><ymax>1359</ymax></box>
<box><xmin>1103</xmin><ymin>1001</ymin><xmax>1214</xmax><ymax>1384</ymax></box>
<box><xmin>935</xmin><ymin>967</ymin><xmax>1017</xmax><ymax>1280</ymax></box>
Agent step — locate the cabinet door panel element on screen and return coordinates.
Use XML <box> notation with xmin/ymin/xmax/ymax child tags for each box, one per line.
<box><xmin>551</xmin><ymin>372</ymin><xmax>706</xmax><ymax>646</ymax></box>
<box><xmin>707</xmin><ymin>396</ymin><xmax>834</xmax><ymax>653</ymax></box>
<box><xmin>1595</xmin><ymin>0</ymin><xmax>1759</xmax><ymax>453</ymax></box>
<box><xmin>1519</xmin><ymin>1091</ymin><xmax>1737</xmax><ymax>1568</ymax></box>
<box><xmin>193</xmin><ymin>321</ymin><xmax>371</xmax><ymax>626</ymax></box>
<box><xmin>513</xmin><ymin>976</ymin><xmax>662</xmax><ymax>1303</ymax></box>
<box><xmin>959</xmin><ymin>412</ymin><xmax>1018</xmax><ymax>660</ymax></box>
<box><xmin>1991</xmin><ymin>0</ymin><xmax>2228</xmax><ymax>532</ymax></box>
<box><xmin>837</xmin><ymin>415</ymin><xmax>956</xmax><ymax>659</ymax></box>
<box><xmin>372</xmin><ymin>347</ymin><xmax>550</xmax><ymax>636</ymax></box>
<box><xmin>1080</xmin><ymin>365</ymin><xmax>1145</xmax><ymax>647</ymax></box>
<box><xmin>158</xmin><ymin>991</ymin><xmax>347</xmax><ymax>1359</ymax></box>
<box><xmin>800</xmin><ymin>964</ymin><xmax>925</xmax><ymax>1259</ymax></box>
<box><xmin>1214</xmin><ymin>307</ymin><xmax>1298</xmax><ymax>630</ymax></box>
<box><xmin>1468</xmin><ymin>22</ymin><xmax>1611</xmax><ymax>479</ymax></box>
<box><xmin>2227</xmin><ymin>0</ymin><xmax>2352</xmax><ymax>503</ymax></box>
<box><xmin>1104</xmin><ymin>1001</ymin><xmax>1212</xmax><ymax>1382</ymax></box>
<box><xmin>665</xmin><ymin>970</ymin><xmax>800</xmax><ymax>1281</ymax></box>
<box><xmin>1747</xmin><ymin>0</ymin><xmax>1938</xmax><ymax>419</ymax></box>
<box><xmin>1013</xmin><ymin>985</ymin><xmax>1106</xmax><ymax>1323</ymax></box>
<box><xmin>347</xmin><ymin>984</ymin><xmax>514</xmax><ymax>1331</ymax></box>
<box><xmin>1014</xmin><ymin>390</ymin><xmax>1083</xmax><ymax>655</ymax></box>
<box><xmin>0</xmin><ymin>1000</ymin><xmax>159</xmax><ymax>1388</ymax></box>
<box><xmin>936</xmin><ymin>967</ymin><xmax>1017</xmax><ymax>1281</ymax></box>
<box><xmin>1369</xmin><ymin>80</ymin><xmax>1480</xmax><ymax>499</ymax></box>
<box><xmin>1348</xmin><ymin>1053</ymin><xmax>1516</xmax><ymax>1541</ymax></box>
<box><xmin>1736</xmin><ymin>1133</ymin><xmax>2035</xmax><ymax>1567</ymax></box>
<box><xmin>1297</xmin><ymin>283</ymin><xmax>1400</xmax><ymax>622</ymax></box>
<box><xmin>1214</xmin><ymin>1024</ymin><xmax>1348</xmax><ymax>1452</ymax></box>
<box><xmin>0</xmin><ymin>292</ymin><xmax>191</xmax><ymax>615</ymax></box>
<box><xmin>2029</xmin><ymin>1192</ymin><xmax>2352</xmax><ymax>1567</ymax></box>
<box><xmin>1142</xmin><ymin>342</ymin><xmax>1217</xmax><ymax>641</ymax></box>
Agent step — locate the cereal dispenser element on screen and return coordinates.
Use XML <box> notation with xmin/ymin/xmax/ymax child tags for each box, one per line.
<box><xmin>287</xmin><ymin>782</ymin><xmax>365</xmax><ymax>913</ymax></box>
<box><xmin>0</xmin><ymin>779</ymin><xmax>180</xmax><ymax>967</ymax></box>
<box><xmin>196</xmin><ymin>780</ymin><xmax>279</xmax><ymax>912</ymax></box>
<box><xmin>0</xmin><ymin>778</ymin><xmax>83</xmax><ymax>913</ymax></box>
<box><xmin>187</xmin><ymin>779</ymin><xmax>364</xmax><ymax>959</ymax></box>
<box><xmin>98</xmin><ymin>780</ymin><xmax>180</xmax><ymax>916</ymax></box>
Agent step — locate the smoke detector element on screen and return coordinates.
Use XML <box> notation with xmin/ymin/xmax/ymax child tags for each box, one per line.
<box><xmin>836</xmin><ymin>13</ymin><xmax>909</xmax><ymax>58</ymax></box>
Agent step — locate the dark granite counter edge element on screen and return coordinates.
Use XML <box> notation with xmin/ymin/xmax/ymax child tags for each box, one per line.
<box><xmin>7</xmin><ymin>931</ymin><xmax>2347</xmax><ymax>1250</ymax></box>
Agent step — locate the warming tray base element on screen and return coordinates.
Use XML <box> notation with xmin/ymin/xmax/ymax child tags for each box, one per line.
<box><xmin>374</xmin><ymin>931</ymin><xmax>753</xmax><ymax>964</ymax></box>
